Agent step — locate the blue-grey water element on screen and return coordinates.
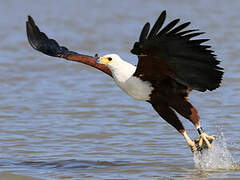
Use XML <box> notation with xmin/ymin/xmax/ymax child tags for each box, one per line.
<box><xmin>0</xmin><ymin>0</ymin><xmax>240</xmax><ymax>179</ymax></box>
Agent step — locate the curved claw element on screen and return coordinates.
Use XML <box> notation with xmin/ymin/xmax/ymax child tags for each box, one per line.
<box><xmin>199</xmin><ymin>133</ymin><xmax>215</xmax><ymax>149</ymax></box>
<box><xmin>190</xmin><ymin>143</ymin><xmax>197</xmax><ymax>152</ymax></box>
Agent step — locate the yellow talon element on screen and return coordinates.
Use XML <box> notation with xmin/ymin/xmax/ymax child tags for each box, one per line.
<box><xmin>198</xmin><ymin>132</ymin><xmax>215</xmax><ymax>149</ymax></box>
<box><xmin>198</xmin><ymin>137</ymin><xmax>203</xmax><ymax>147</ymax></box>
<box><xmin>190</xmin><ymin>143</ymin><xmax>197</xmax><ymax>152</ymax></box>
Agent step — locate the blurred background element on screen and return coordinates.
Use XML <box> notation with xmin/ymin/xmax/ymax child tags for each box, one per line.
<box><xmin>0</xmin><ymin>0</ymin><xmax>240</xmax><ymax>179</ymax></box>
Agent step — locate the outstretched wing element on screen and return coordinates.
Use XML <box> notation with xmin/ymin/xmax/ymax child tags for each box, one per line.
<box><xmin>26</xmin><ymin>16</ymin><xmax>112</xmax><ymax>77</ymax></box>
<box><xmin>131</xmin><ymin>11</ymin><xmax>223</xmax><ymax>92</ymax></box>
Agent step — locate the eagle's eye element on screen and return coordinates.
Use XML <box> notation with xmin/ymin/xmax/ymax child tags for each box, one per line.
<box><xmin>108</xmin><ymin>57</ymin><xmax>112</xmax><ymax>61</ymax></box>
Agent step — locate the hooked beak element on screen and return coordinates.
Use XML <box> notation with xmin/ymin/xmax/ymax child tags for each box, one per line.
<box><xmin>96</xmin><ymin>56</ymin><xmax>111</xmax><ymax>65</ymax></box>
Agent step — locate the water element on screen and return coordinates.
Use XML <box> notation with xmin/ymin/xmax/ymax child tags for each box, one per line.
<box><xmin>194</xmin><ymin>131</ymin><xmax>238</xmax><ymax>170</ymax></box>
<box><xmin>0</xmin><ymin>0</ymin><xmax>240</xmax><ymax>179</ymax></box>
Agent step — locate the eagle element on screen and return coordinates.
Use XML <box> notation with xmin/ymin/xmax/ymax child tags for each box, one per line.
<box><xmin>26</xmin><ymin>11</ymin><xmax>223</xmax><ymax>152</ymax></box>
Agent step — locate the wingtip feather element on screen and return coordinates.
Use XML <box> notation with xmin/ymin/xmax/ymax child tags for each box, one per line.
<box><xmin>139</xmin><ymin>22</ymin><xmax>150</xmax><ymax>42</ymax></box>
<box><xmin>148</xmin><ymin>10</ymin><xmax>167</xmax><ymax>39</ymax></box>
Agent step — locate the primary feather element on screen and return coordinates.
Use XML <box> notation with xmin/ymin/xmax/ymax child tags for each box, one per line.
<box><xmin>131</xmin><ymin>11</ymin><xmax>223</xmax><ymax>92</ymax></box>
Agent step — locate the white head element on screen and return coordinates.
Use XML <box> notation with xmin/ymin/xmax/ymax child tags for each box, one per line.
<box><xmin>97</xmin><ymin>53</ymin><xmax>136</xmax><ymax>82</ymax></box>
<box><xmin>97</xmin><ymin>54</ymin><xmax>123</xmax><ymax>68</ymax></box>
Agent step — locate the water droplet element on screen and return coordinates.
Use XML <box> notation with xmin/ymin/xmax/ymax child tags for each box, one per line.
<box><xmin>193</xmin><ymin>132</ymin><xmax>240</xmax><ymax>170</ymax></box>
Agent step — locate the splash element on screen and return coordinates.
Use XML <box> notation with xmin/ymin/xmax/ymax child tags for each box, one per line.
<box><xmin>193</xmin><ymin>132</ymin><xmax>239</xmax><ymax>170</ymax></box>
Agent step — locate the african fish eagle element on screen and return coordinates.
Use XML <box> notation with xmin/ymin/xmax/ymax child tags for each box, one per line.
<box><xmin>26</xmin><ymin>11</ymin><xmax>223</xmax><ymax>152</ymax></box>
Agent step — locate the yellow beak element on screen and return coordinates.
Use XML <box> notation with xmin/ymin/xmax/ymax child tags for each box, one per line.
<box><xmin>96</xmin><ymin>57</ymin><xmax>111</xmax><ymax>65</ymax></box>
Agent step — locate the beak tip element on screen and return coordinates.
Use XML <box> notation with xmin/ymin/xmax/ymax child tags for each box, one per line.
<box><xmin>96</xmin><ymin>58</ymin><xmax>101</xmax><ymax>64</ymax></box>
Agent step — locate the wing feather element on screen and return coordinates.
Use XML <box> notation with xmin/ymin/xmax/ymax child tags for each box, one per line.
<box><xmin>131</xmin><ymin>11</ymin><xmax>223</xmax><ymax>92</ymax></box>
<box><xmin>139</xmin><ymin>23</ymin><xmax>150</xmax><ymax>42</ymax></box>
<box><xmin>158</xmin><ymin>19</ymin><xmax>180</xmax><ymax>36</ymax></box>
<box><xmin>26</xmin><ymin>16</ymin><xmax>112</xmax><ymax>77</ymax></box>
<box><xmin>148</xmin><ymin>11</ymin><xmax>166</xmax><ymax>39</ymax></box>
<box><xmin>176</xmin><ymin>29</ymin><xmax>199</xmax><ymax>36</ymax></box>
<box><xmin>183</xmin><ymin>32</ymin><xmax>205</xmax><ymax>40</ymax></box>
<box><xmin>168</xmin><ymin>22</ymin><xmax>191</xmax><ymax>35</ymax></box>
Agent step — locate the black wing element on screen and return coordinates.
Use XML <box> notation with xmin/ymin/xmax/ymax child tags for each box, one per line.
<box><xmin>131</xmin><ymin>11</ymin><xmax>223</xmax><ymax>92</ymax></box>
<box><xmin>26</xmin><ymin>16</ymin><xmax>112</xmax><ymax>77</ymax></box>
<box><xmin>26</xmin><ymin>16</ymin><xmax>78</xmax><ymax>57</ymax></box>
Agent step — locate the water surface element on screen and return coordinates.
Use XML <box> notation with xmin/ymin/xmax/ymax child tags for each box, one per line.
<box><xmin>0</xmin><ymin>0</ymin><xmax>240</xmax><ymax>179</ymax></box>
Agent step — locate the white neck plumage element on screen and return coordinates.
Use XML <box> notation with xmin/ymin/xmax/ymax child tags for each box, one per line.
<box><xmin>108</xmin><ymin>58</ymin><xmax>136</xmax><ymax>83</ymax></box>
<box><xmin>104</xmin><ymin>54</ymin><xmax>153</xmax><ymax>101</ymax></box>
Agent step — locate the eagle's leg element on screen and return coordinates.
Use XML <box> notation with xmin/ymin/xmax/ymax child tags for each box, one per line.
<box><xmin>182</xmin><ymin>130</ymin><xmax>197</xmax><ymax>152</ymax></box>
<box><xmin>151</xmin><ymin>103</ymin><xmax>197</xmax><ymax>152</ymax></box>
<box><xmin>195</xmin><ymin>125</ymin><xmax>215</xmax><ymax>149</ymax></box>
<box><xmin>168</xmin><ymin>97</ymin><xmax>215</xmax><ymax>150</ymax></box>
